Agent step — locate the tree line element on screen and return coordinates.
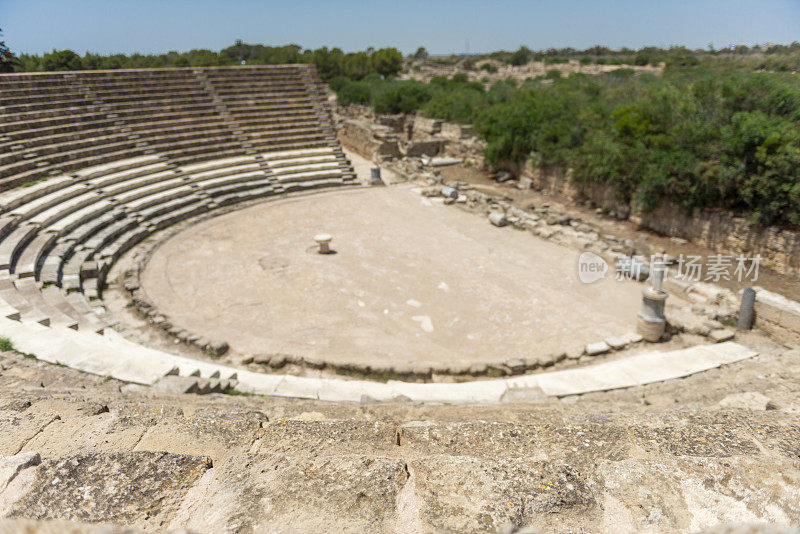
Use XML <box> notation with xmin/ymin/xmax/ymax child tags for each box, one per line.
<box><xmin>1</xmin><ymin>40</ymin><xmax>404</xmax><ymax>80</ymax></box>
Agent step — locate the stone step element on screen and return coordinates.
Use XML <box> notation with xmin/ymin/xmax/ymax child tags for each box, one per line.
<box><xmin>27</xmin><ymin>190</ymin><xmax>104</xmax><ymax>228</ymax></box>
<box><xmin>274</xmin><ymin>168</ymin><xmax>344</xmax><ymax>184</ymax></box>
<box><xmin>113</xmin><ymin>179</ymin><xmax>189</xmax><ymax>208</ymax></box>
<box><xmin>0</xmin><ymin>225</ymin><xmax>39</xmax><ymax>271</ymax></box>
<box><xmin>194</xmin><ymin>170</ymin><xmax>267</xmax><ymax>190</ymax></box>
<box><xmin>100</xmin><ymin>169</ymin><xmax>178</xmax><ymax>197</ymax></box>
<box><xmin>77</xmin><ymin>154</ymin><xmax>159</xmax><ymax>184</ymax></box>
<box><xmin>40</xmin><ymin>285</ymin><xmax>105</xmax><ymax>333</ymax></box>
<box><xmin>88</xmin><ymin>161</ymin><xmax>172</xmax><ymax>189</ymax></box>
<box><xmin>0</xmin><ymin>174</ymin><xmax>76</xmax><ymax>214</ymax></box>
<box><xmin>12</xmin><ymin>278</ymin><xmax>79</xmax><ymax>329</ymax></box>
<box><xmin>0</xmin><ymin>277</ymin><xmax>49</xmax><ymax>326</ymax></box>
<box><xmin>8</xmin><ymin>182</ymin><xmax>91</xmax><ymax>220</ymax></box>
<box><xmin>0</xmin><ymin>317</ymin><xmax>177</xmax><ymax>384</ymax></box>
<box><xmin>184</xmin><ymin>162</ymin><xmax>262</xmax><ymax>182</ymax></box>
<box><xmin>13</xmin><ymin>232</ymin><xmax>56</xmax><ymax>278</ymax></box>
<box><xmin>44</xmin><ymin>198</ymin><xmax>115</xmax><ymax>235</ymax></box>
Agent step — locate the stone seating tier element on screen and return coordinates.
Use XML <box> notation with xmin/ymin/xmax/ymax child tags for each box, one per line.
<box><xmin>0</xmin><ymin>65</ymin><xmax>356</xmax><ymax>346</ymax></box>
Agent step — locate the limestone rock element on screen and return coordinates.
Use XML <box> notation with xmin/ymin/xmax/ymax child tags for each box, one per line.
<box><xmin>604</xmin><ymin>336</ymin><xmax>628</xmax><ymax>351</ymax></box>
<box><xmin>710</xmin><ymin>328</ymin><xmax>735</xmax><ymax>342</ymax></box>
<box><xmin>0</xmin><ymin>452</ymin><xmax>40</xmax><ymax>515</ymax></box>
<box><xmin>505</xmin><ymin>358</ymin><xmax>526</xmax><ymax>374</ymax></box>
<box><xmin>410</xmin><ymin>456</ymin><xmax>594</xmax><ymax>532</ymax></box>
<box><xmin>169</xmin><ymin>454</ymin><xmax>407</xmax><ymax>533</ymax></box>
<box><xmin>586</xmin><ymin>341</ymin><xmax>611</xmax><ymax>356</ymax></box>
<box><xmin>151</xmin><ymin>376</ymin><xmax>199</xmax><ymax>395</ymax></box>
<box><xmin>719</xmin><ymin>392</ymin><xmax>776</xmax><ymax>411</ymax></box>
<box><xmin>8</xmin><ymin>452</ymin><xmax>211</xmax><ymax>529</ymax></box>
<box><xmin>207</xmin><ymin>339</ymin><xmax>229</xmax><ymax>356</ymax></box>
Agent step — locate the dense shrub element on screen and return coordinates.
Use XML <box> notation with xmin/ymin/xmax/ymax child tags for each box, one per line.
<box><xmin>475</xmin><ymin>69</ymin><xmax>800</xmax><ymax>227</ymax></box>
<box><xmin>509</xmin><ymin>46</ymin><xmax>533</xmax><ymax>66</ymax></box>
<box><xmin>372</xmin><ymin>81</ymin><xmax>433</xmax><ymax>114</ymax></box>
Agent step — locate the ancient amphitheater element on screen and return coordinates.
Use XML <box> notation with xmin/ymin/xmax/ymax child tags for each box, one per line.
<box><xmin>0</xmin><ymin>65</ymin><xmax>799</xmax><ymax>533</ymax></box>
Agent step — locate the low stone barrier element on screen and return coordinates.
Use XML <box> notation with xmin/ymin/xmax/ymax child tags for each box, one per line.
<box><xmin>753</xmin><ymin>288</ymin><xmax>800</xmax><ymax>345</ymax></box>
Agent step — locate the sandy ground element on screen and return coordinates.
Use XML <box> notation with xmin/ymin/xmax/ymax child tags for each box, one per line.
<box><xmin>141</xmin><ymin>185</ymin><xmax>645</xmax><ymax>368</ymax></box>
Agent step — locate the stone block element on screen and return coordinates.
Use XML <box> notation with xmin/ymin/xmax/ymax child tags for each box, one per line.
<box><xmin>168</xmin><ymin>454</ymin><xmax>406</xmax><ymax>533</ymax></box>
<box><xmin>709</xmin><ymin>329</ymin><xmax>735</xmax><ymax>342</ymax></box>
<box><xmin>779</xmin><ymin>308</ymin><xmax>800</xmax><ymax>334</ymax></box>
<box><xmin>566</xmin><ymin>345</ymin><xmax>584</xmax><ymax>359</ymax></box>
<box><xmin>604</xmin><ymin>336</ymin><xmax>628</xmax><ymax>351</ymax></box>
<box><xmin>8</xmin><ymin>452</ymin><xmax>211</xmax><ymax>528</ymax></box>
<box><xmin>413</xmin><ymin>117</ymin><xmax>442</xmax><ymax>136</ymax></box>
<box><xmin>152</xmin><ymin>375</ymin><xmax>200</xmax><ymax>394</ymax></box>
<box><xmin>622</xmin><ymin>332</ymin><xmax>643</xmax><ymax>344</ymax></box>
<box><xmin>585</xmin><ymin>341</ymin><xmax>611</xmax><ymax>356</ymax></box>
<box><xmin>402</xmin><ymin>138</ymin><xmax>444</xmax><ymax>157</ymax></box>
<box><xmin>719</xmin><ymin>392</ymin><xmax>775</xmax><ymax>410</ymax></box>
<box><xmin>440</xmin><ymin>123</ymin><xmax>473</xmax><ymax>139</ymax></box>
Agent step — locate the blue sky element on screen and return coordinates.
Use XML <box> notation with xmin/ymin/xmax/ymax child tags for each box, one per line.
<box><xmin>2</xmin><ymin>0</ymin><xmax>799</xmax><ymax>55</ymax></box>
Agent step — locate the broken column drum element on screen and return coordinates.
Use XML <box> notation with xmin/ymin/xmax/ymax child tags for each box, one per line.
<box><xmin>637</xmin><ymin>259</ymin><xmax>669</xmax><ymax>342</ymax></box>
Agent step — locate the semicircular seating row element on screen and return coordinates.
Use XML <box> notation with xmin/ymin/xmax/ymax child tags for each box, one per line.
<box><xmin>0</xmin><ymin>65</ymin><xmax>359</xmax><ymax>383</ymax></box>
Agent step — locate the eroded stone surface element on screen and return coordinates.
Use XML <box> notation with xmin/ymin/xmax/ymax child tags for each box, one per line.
<box><xmin>0</xmin><ymin>412</ymin><xmax>59</xmax><ymax>456</ymax></box>
<box><xmin>410</xmin><ymin>456</ymin><xmax>595</xmax><ymax>533</ymax></box>
<box><xmin>169</xmin><ymin>453</ymin><xmax>407</xmax><ymax>533</ymax></box>
<box><xmin>8</xmin><ymin>452</ymin><xmax>211</xmax><ymax>529</ymax></box>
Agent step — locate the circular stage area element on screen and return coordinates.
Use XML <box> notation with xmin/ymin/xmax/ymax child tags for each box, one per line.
<box><xmin>141</xmin><ymin>186</ymin><xmax>643</xmax><ymax>369</ymax></box>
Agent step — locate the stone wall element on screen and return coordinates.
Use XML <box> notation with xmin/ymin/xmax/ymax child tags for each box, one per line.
<box><xmin>753</xmin><ymin>289</ymin><xmax>800</xmax><ymax>345</ymax></box>
<box><xmin>634</xmin><ymin>204</ymin><xmax>800</xmax><ymax>278</ymax></box>
<box><xmin>412</xmin><ymin>117</ymin><xmax>442</xmax><ymax>138</ymax></box>
<box><xmin>338</xmin><ymin>119</ymin><xmax>400</xmax><ymax>160</ymax></box>
<box><xmin>401</xmin><ymin>138</ymin><xmax>444</xmax><ymax>157</ymax></box>
<box><xmin>524</xmin><ymin>166</ymin><xmax>800</xmax><ymax>278</ymax></box>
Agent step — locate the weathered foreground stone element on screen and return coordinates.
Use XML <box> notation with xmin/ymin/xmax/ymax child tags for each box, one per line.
<box><xmin>398</xmin><ymin>420</ymin><xmax>630</xmax><ymax>465</ymax></box>
<box><xmin>0</xmin><ymin>452</ymin><xmax>41</xmax><ymax>515</ymax></box>
<box><xmin>0</xmin><ymin>518</ymin><xmax>198</xmax><ymax>533</ymax></box>
<box><xmin>719</xmin><ymin>391</ymin><xmax>776</xmax><ymax>411</ymax></box>
<box><xmin>8</xmin><ymin>452</ymin><xmax>211</xmax><ymax>529</ymax></box>
<box><xmin>251</xmin><ymin>420</ymin><xmax>395</xmax><ymax>456</ymax></box>
<box><xmin>409</xmin><ymin>456</ymin><xmax>594</xmax><ymax>533</ymax></box>
<box><xmin>596</xmin><ymin>456</ymin><xmax>800</xmax><ymax>532</ymax></box>
<box><xmin>0</xmin><ymin>412</ymin><xmax>59</xmax><ymax>456</ymax></box>
<box><xmin>134</xmin><ymin>407</ymin><xmax>266</xmax><ymax>462</ymax></box>
<box><xmin>169</xmin><ymin>454</ymin><xmax>407</xmax><ymax>533</ymax></box>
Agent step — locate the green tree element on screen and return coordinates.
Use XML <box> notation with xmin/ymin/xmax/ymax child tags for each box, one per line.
<box><xmin>42</xmin><ymin>49</ymin><xmax>83</xmax><ymax>71</ymax></box>
<box><xmin>370</xmin><ymin>47</ymin><xmax>403</xmax><ymax>77</ymax></box>
<box><xmin>342</xmin><ymin>51</ymin><xmax>370</xmax><ymax>80</ymax></box>
<box><xmin>413</xmin><ymin>47</ymin><xmax>428</xmax><ymax>60</ymax></box>
<box><xmin>0</xmin><ymin>28</ymin><xmax>19</xmax><ymax>72</ymax></box>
